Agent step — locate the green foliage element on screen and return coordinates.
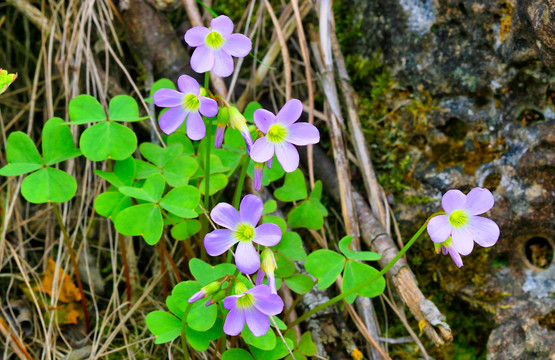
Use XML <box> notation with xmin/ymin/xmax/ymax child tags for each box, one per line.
<box><xmin>305</xmin><ymin>245</ymin><xmax>385</xmax><ymax>302</ymax></box>
<box><xmin>0</xmin><ymin>118</ymin><xmax>80</xmax><ymax>203</ymax></box>
<box><xmin>305</xmin><ymin>250</ymin><xmax>345</xmax><ymax>290</ymax></box>
<box><xmin>145</xmin><ymin>311</ymin><xmax>181</xmax><ymax>344</ymax></box>
<box><xmin>284</xmin><ymin>275</ymin><xmax>314</xmax><ymax>294</ymax></box>
<box><xmin>342</xmin><ymin>260</ymin><xmax>385</xmax><ymax>303</ymax></box>
<box><xmin>274</xmin><ymin>169</ymin><xmax>307</xmax><ymax>202</ymax></box>
<box><xmin>339</xmin><ymin>236</ymin><xmax>381</xmax><ymax>261</ymax></box>
<box><xmin>222</xmin><ymin>349</ymin><xmax>254</xmax><ymax>360</ymax></box>
<box><xmin>189</xmin><ymin>258</ymin><xmax>236</xmax><ymax>285</ymax></box>
<box><xmin>69</xmin><ymin>95</ymin><xmax>142</xmax><ymax>161</ymax></box>
<box><xmin>276</xmin><ymin>232</ymin><xmax>307</xmax><ymax>261</ymax></box>
<box><xmin>0</xmin><ymin>69</ymin><xmax>17</xmax><ymax>95</ymax></box>
<box><xmin>242</xmin><ymin>327</ymin><xmax>276</xmax><ymax>350</ymax></box>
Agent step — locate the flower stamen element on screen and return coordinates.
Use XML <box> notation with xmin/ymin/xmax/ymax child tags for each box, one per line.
<box><xmin>448</xmin><ymin>210</ymin><xmax>469</xmax><ymax>229</ymax></box>
<box><xmin>267</xmin><ymin>124</ymin><xmax>288</xmax><ymax>144</ymax></box>
<box><xmin>205</xmin><ymin>31</ymin><xmax>225</xmax><ymax>50</ymax></box>
<box><xmin>183</xmin><ymin>93</ymin><xmax>200</xmax><ymax>112</ymax></box>
<box><xmin>234</xmin><ymin>223</ymin><xmax>256</xmax><ymax>243</ymax></box>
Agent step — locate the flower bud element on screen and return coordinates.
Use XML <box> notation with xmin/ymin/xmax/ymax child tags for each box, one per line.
<box><xmin>228</xmin><ymin>106</ymin><xmax>253</xmax><ymax>154</ymax></box>
<box><xmin>215</xmin><ymin>107</ymin><xmax>230</xmax><ymax>149</ymax></box>
<box><xmin>261</xmin><ymin>248</ymin><xmax>278</xmax><ymax>294</ymax></box>
<box><xmin>234</xmin><ymin>281</ymin><xmax>249</xmax><ymax>295</ymax></box>
<box><xmin>254</xmin><ymin>162</ymin><xmax>263</xmax><ymax>191</ymax></box>
<box><xmin>205</xmin><ymin>289</ymin><xmax>228</xmax><ymax>306</ymax></box>
<box><xmin>188</xmin><ymin>280</ymin><xmax>221</xmax><ymax>303</ymax></box>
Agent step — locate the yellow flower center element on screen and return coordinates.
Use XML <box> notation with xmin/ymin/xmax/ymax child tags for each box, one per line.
<box><xmin>236</xmin><ymin>293</ymin><xmax>256</xmax><ymax>309</ymax></box>
<box><xmin>183</xmin><ymin>93</ymin><xmax>200</xmax><ymax>112</ymax></box>
<box><xmin>234</xmin><ymin>223</ymin><xmax>256</xmax><ymax>242</ymax></box>
<box><xmin>205</xmin><ymin>31</ymin><xmax>225</xmax><ymax>50</ymax></box>
<box><xmin>448</xmin><ymin>210</ymin><xmax>469</xmax><ymax>229</ymax></box>
<box><xmin>267</xmin><ymin>123</ymin><xmax>288</xmax><ymax>144</ymax></box>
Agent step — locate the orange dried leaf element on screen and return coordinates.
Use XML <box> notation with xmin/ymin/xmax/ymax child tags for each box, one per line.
<box><xmin>34</xmin><ymin>258</ymin><xmax>81</xmax><ymax>303</ymax></box>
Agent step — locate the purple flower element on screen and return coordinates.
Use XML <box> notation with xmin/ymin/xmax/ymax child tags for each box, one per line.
<box><xmin>250</xmin><ymin>99</ymin><xmax>319</xmax><ymax>172</ymax></box>
<box><xmin>185</xmin><ymin>15</ymin><xmax>252</xmax><ymax>78</ymax></box>
<box><xmin>427</xmin><ymin>188</ymin><xmax>500</xmax><ymax>259</ymax></box>
<box><xmin>256</xmin><ymin>248</ymin><xmax>278</xmax><ymax>294</ymax></box>
<box><xmin>223</xmin><ymin>283</ymin><xmax>283</xmax><ymax>336</ymax></box>
<box><xmin>153</xmin><ymin>75</ymin><xmax>218</xmax><ymax>138</ymax></box>
<box><xmin>204</xmin><ymin>195</ymin><xmax>282</xmax><ymax>274</ymax></box>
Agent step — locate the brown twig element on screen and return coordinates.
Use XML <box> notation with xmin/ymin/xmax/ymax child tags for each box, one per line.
<box><xmin>161</xmin><ymin>240</ymin><xmax>182</xmax><ymax>283</ymax></box>
<box><xmin>157</xmin><ymin>242</ymin><xmax>169</xmax><ymax>298</ymax></box>
<box><xmin>51</xmin><ymin>204</ymin><xmax>90</xmax><ymax>333</ymax></box>
<box><xmin>117</xmin><ymin>233</ymin><xmax>132</xmax><ymax>308</ymax></box>
<box><xmin>0</xmin><ymin>315</ymin><xmax>34</xmax><ymax>360</ymax></box>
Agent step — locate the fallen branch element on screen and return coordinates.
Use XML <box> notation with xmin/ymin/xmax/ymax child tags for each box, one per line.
<box><xmin>300</xmin><ymin>145</ymin><xmax>453</xmax><ymax>345</ymax></box>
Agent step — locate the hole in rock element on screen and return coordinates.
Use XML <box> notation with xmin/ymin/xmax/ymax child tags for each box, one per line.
<box><xmin>538</xmin><ymin>311</ymin><xmax>555</xmax><ymax>331</ymax></box>
<box><xmin>518</xmin><ymin>108</ymin><xmax>544</xmax><ymax>126</ymax></box>
<box><xmin>483</xmin><ymin>170</ymin><xmax>502</xmax><ymax>192</ymax></box>
<box><xmin>439</xmin><ymin>117</ymin><xmax>468</xmax><ymax>141</ymax></box>
<box><xmin>524</xmin><ymin>236</ymin><xmax>553</xmax><ymax>269</ymax></box>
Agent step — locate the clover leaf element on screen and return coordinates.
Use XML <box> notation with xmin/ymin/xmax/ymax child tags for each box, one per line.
<box><xmin>68</xmin><ymin>95</ymin><xmax>142</xmax><ymax>161</ymax></box>
<box><xmin>338</xmin><ymin>236</ymin><xmax>381</xmax><ymax>261</ymax></box>
<box><xmin>0</xmin><ymin>118</ymin><xmax>80</xmax><ymax>203</ymax></box>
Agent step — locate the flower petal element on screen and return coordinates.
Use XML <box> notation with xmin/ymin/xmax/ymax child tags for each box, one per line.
<box><xmin>451</xmin><ymin>227</ymin><xmax>474</xmax><ymax>255</ymax></box>
<box><xmin>235</xmin><ymin>241</ymin><xmax>260</xmax><ymax>274</ymax></box>
<box><xmin>276</xmin><ymin>99</ymin><xmax>303</xmax><ymax>126</ymax></box>
<box><xmin>211</xmin><ymin>202</ymin><xmax>240</xmax><ymax>229</ymax></box>
<box><xmin>253</xmin><ymin>223</ymin><xmax>281</xmax><ymax>247</ymax></box>
<box><xmin>190</xmin><ymin>46</ymin><xmax>215</xmax><ymax>74</ymax></box>
<box><xmin>212</xmin><ymin>50</ymin><xmax>234</xmax><ymax>77</ymax></box>
<box><xmin>223</xmin><ymin>294</ymin><xmax>242</xmax><ymax>309</ymax></box>
<box><xmin>245</xmin><ymin>308</ymin><xmax>270</xmax><ymax>337</ymax></box>
<box><xmin>186</xmin><ymin>111</ymin><xmax>206</xmax><ymax>140</ymax></box>
<box><xmin>185</xmin><ymin>26</ymin><xmax>210</xmax><ymax>47</ymax></box>
<box><xmin>287</xmin><ymin>122</ymin><xmax>320</xmax><ymax>146</ymax></box>
<box><xmin>441</xmin><ymin>189</ymin><xmax>466</xmax><ymax>215</ymax></box>
<box><xmin>275</xmin><ymin>142</ymin><xmax>299</xmax><ymax>173</ymax></box>
<box><xmin>253</xmin><ymin>294</ymin><xmax>283</xmax><ymax>316</ymax></box>
<box><xmin>222</xmin><ymin>33</ymin><xmax>252</xmax><ymax>57</ymax></box>
<box><xmin>199</xmin><ymin>96</ymin><xmax>218</xmax><ymax>117</ymax></box>
<box><xmin>177</xmin><ymin>75</ymin><xmax>200</xmax><ymax>95</ymax></box>
<box><xmin>447</xmin><ymin>247</ymin><xmax>463</xmax><ymax>268</ymax></box>
<box><xmin>153</xmin><ymin>88</ymin><xmax>183</xmax><ymax>107</ymax></box>
<box><xmin>427</xmin><ymin>215</ymin><xmax>452</xmax><ymax>243</ymax></box>
<box><xmin>159</xmin><ymin>107</ymin><xmax>187</xmax><ymax>135</ymax></box>
<box><xmin>224</xmin><ymin>307</ymin><xmax>245</xmax><ymax>336</ymax></box>
<box><xmin>465</xmin><ymin>188</ymin><xmax>495</xmax><ymax>215</ymax></box>
<box><xmin>255</xmin><ymin>269</ymin><xmax>264</xmax><ymax>286</ymax></box>
<box><xmin>188</xmin><ymin>289</ymin><xmax>206</xmax><ymax>303</ymax></box>
<box><xmin>247</xmin><ymin>284</ymin><xmax>271</xmax><ymax>297</ymax></box>
<box><xmin>253</xmin><ymin>109</ymin><xmax>276</xmax><ymax>134</ymax></box>
<box><xmin>204</xmin><ymin>229</ymin><xmax>238</xmax><ymax>256</ymax></box>
<box><xmin>251</xmin><ymin>137</ymin><xmax>275</xmax><ymax>163</ymax></box>
<box><xmin>468</xmin><ymin>216</ymin><xmax>500</xmax><ymax>247</ymax></box>
<box><xmin>240</xmin><ymin>194</ymin><xmax>263</xmax><ymax>225</ymax></box>
<box><xmin>210</xmin><ymin>15</ymin><xmax>234</xmax><ymax>37</ymax></box>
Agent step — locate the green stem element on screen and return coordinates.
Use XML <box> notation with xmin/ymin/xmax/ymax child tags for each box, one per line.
<box><xmin>232</xmin><ymin>155</ymin><xmax>250</xmax><ymax>209</ymax></box>
<box><xmin>181</xmin><ymin>303</ymin><xmax>193</xmax><ymax>360</ymax></box>
<box><xmin>287</xmin><ymin>217</ymin><xmax>435</xmax><ymax>329</ymax></box>
<box><xmin>203</xmin><ymin>71</ymin><xmax>212</xmax><ymax>212</ymax></box>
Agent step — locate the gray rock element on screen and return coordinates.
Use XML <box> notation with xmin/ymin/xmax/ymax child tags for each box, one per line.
<box><xmin>349</xmin><ymin>0</ymin><xmax>554</xmax><ymax>357</ymax></box>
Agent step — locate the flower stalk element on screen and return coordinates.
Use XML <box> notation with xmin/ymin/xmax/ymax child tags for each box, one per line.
<box><xmin>287</xmin><ymin>214</ymin><xmax>439</xmax><ymax>329</ymax></box>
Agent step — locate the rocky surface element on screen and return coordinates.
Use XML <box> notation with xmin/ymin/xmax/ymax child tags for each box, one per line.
<box><xmin>348</xmin><ymin>0</ymin><xmax>554</xmax><ymax>358</ymax></box>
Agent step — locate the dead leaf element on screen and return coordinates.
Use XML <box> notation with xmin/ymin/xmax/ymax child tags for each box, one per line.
<box><xmin>34</xmin><ymin>258</ymin><xmax>81</xmax><ymax>303</ymax></box>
